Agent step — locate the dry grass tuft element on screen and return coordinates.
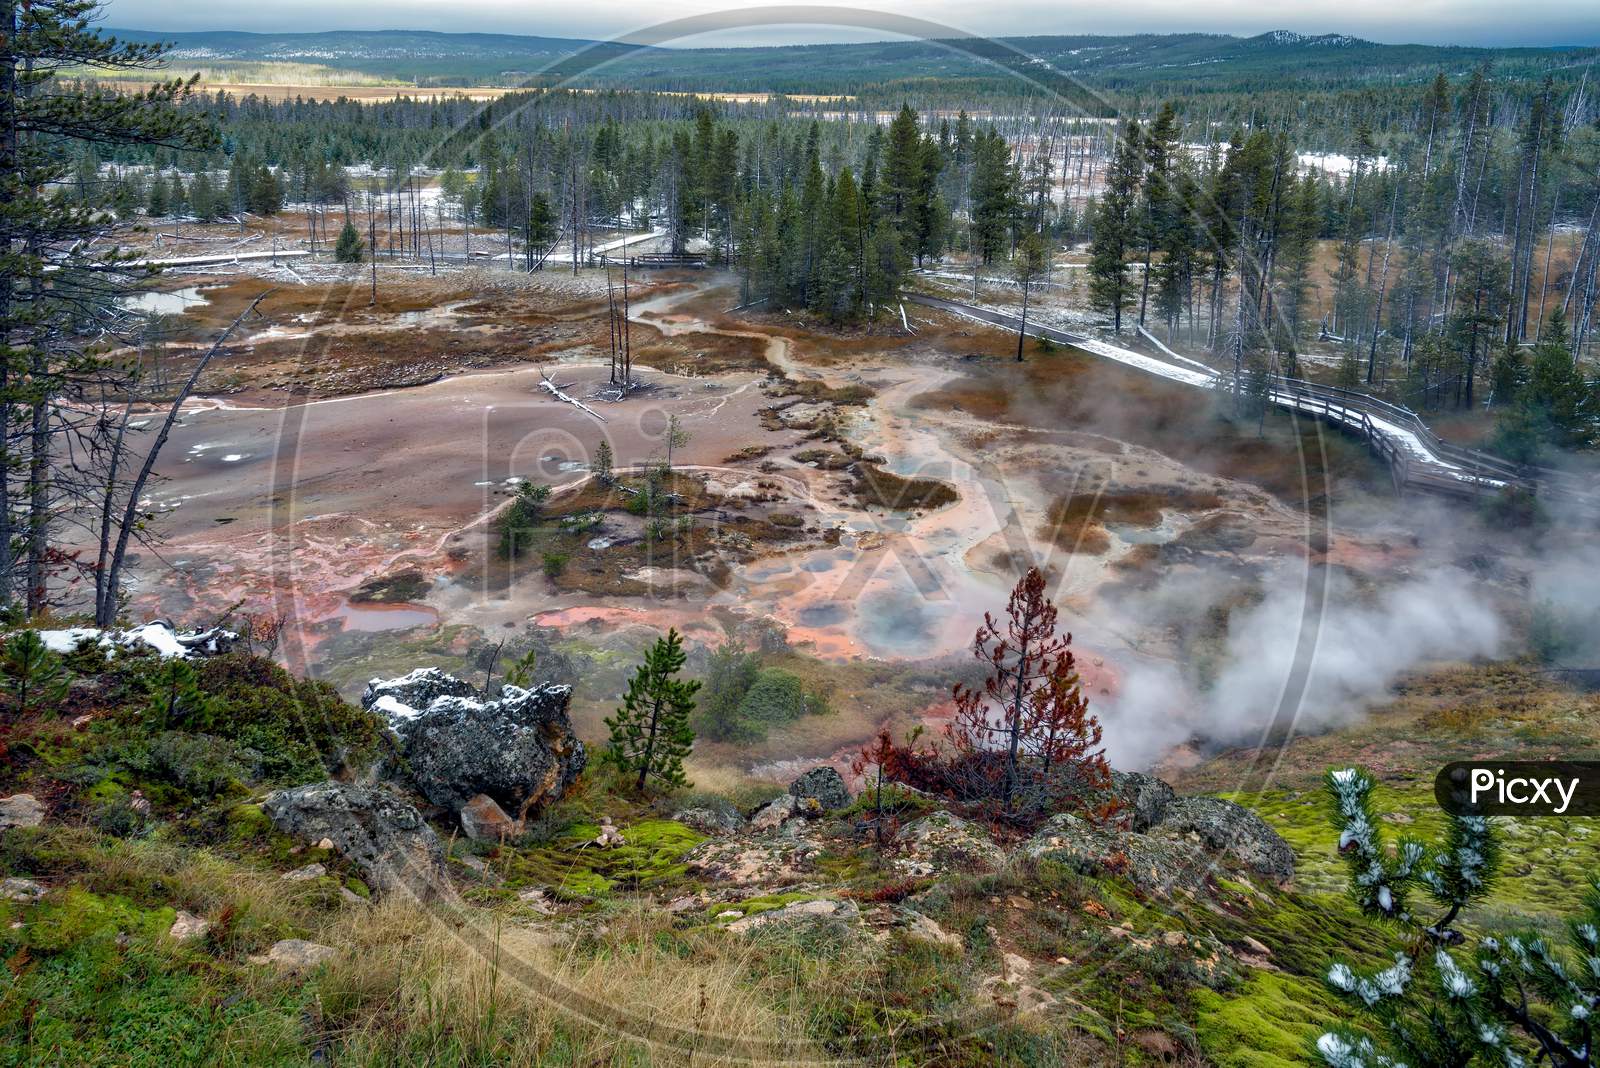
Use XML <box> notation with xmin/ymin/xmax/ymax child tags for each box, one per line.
<box><xmin>317</xmin><ymin>899</ymin><xmax>861</xmax><ymax>1065</ymax></box>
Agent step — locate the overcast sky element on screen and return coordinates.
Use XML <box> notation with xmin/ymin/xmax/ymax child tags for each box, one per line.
<box><xmin>99</xmin><ymin>0</ymin><xmax>1600</xmax><ymax>48</ymax></box>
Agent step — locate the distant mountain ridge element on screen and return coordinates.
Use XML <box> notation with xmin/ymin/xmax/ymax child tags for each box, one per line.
<box><xmin>103</xmin><ymin>26</ymin><xmax>1598</xmax><ymax>93</ymax></box>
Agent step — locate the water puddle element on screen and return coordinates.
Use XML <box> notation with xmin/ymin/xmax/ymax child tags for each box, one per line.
<box><xmin>328</xmin><ymin>600</ymin><xmax>439</xmax><ymax>633</ymax></box>
<box><xmin>123</xmin><ymin>286</ymin><xmax>209</xmax><ymax>316</ymax></box>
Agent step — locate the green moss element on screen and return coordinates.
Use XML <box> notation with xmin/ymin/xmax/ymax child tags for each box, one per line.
<box><xmin>501</xmin><ymin>819</ymin><xmax>706</xmax><ymax>898</ymax></box>
<box><xmin>225</xmin><ymin>802</ymin><xmax>272</xmax><ymax>839</ymax></box>
<box><xmin>1</xmin><ymin>890</ymin><xmax>307</xmax><ymax>1065</ymax></box>
<box><xmin>20</xmin><ymin>889</ymin><xmax>173</xmax><ymax>954</ymax></box>
<box><xmin>1194</xmin><ymin>972</ymin><xmax>1336</xmax><ymax>1068</ymax></box>
<box><xmin>706</xmin><ymin>890</ymin><xmax>821</xmax><ymax>922</ymax></box>
<box><xmin>1225</xmin><ymin>785</ymin><xmax>1600</xmax><ymax>920</ymax></box>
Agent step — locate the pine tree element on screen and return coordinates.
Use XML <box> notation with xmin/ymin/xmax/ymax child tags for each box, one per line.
<box><xmin>334</xmin><ymin>220</ymin><xmax>364</xmax><ymax>263</ymax></box>
<box><xmin>145</xmin><ymin>171</ymin><xmax>169</xmax><ymax>217</ymax></box>
<box><xmin>946</xmin><ymin>567</ymin><xmax>1108</xmax><ymax>821</ymax></box>
<box><xmin>970</xmin><ymin>129</ymin><xmax>1015</xmax><ymax>265</ymax></box>
<box><xmin>0</xmin><ymin>1</ymin><xmax>217</xmax><ymax>615</ymax></box>
<box><xmin>1315</xmin><ymin>766</ymin><xmax>1600</xmax><ymax>1068</ymax></box>
<box><xmin>526</xmin><ymin>193</ymin><xmax>556</xmax><ymax>269</ymax></box>
<box><xmin>1492</xmin><ymin>308</ymin><xmax>1599</xmax><ymax>461</ymax></box>
<box><xmin>1</xmin><ymin>630</ymin><xmax>69</xmax><ymax>717</ymax></box>
<box><xmin>189</xmin><ymin>171</ymin><xmax>218</xmax><ymax>222</ymax></box>
<box><xmin>1088</xmin><ymin>120</ymin><xmax>1142</xmax><ymax>334</ymax></box>
<box><xmin>1012</xmin><ymin>231</ymin><xmax>1048</xmax><ymax>362</ymax></box>
<box><xmin>592</xmin><ymin>438</ymin><xmax>614</xmax><ymax>483</ymax></box>
<box><xmin>1137</xmin><ymin>102</ymin><xmax>1181</xmax><ymax>328</ymax></box>
<box><xmin>604</xmin><ymin>628</ymin><xmax>700</xmax><ymax>792</ymax></box>
<box><xmin>247</xmin><ymin>161</ymin><xmax>282</xmax><ymax>215</ymax></box>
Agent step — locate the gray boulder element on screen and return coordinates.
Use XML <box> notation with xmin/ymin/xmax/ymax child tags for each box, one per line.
<box><xmin>0</xmin><ymin>793</ymin><xmax>46</xmax><ymax>831</ymax></box>
<box><xmin>362</xmin><ymin>668</ymin><xmax>479</xmax><ymax>723</ymax></box>
<box><xmin>1157</xmin><ymin>796</ymin><xmax>1295</xmax><ymax>884</ymax></box>
<box><xmin>788</xmin><ymin>766</ymin><xmax>851</xmax><ymax>812</ymax></box>
<box><xmin>748</xmin><ymin>794</ymin><xmax>798</xmax><ymax>833</ymax></box>
<box><xmin>896</xmin><ymin>811</ymin><xmax>1006</xmax><ymax>876</ymax></box>
<box><xmin>262</xmin><ymin>782</ymin><xmax>451</xmax><ymax>901</ymax></box>
<box><xmin>673</xmin><ymin>798</ymin><xmax>744</xmax><ymax>836</ymax></box>
<box><xmin>1109</xmin><ymin>771</ymin><xmax>1175</xmax><ymax>832</ymax></box>
<box><xmin>365</xmin><ymin>671</ymin><xmax>586</xmax><ymax>817</ymax></box>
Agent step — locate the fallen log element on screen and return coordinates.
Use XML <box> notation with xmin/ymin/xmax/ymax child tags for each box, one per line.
<box><xmin>538</xmin><ymin>371</ymin><xmax>606</xmax><ymax>422</ymax></box>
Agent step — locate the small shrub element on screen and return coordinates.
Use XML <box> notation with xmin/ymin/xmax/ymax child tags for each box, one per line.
<box><xmin>2</xmin><ymin>629</ymin><xmax>70</xmax><ymax>716</ymax></box>
<box><xmin>737</xmin><ymin>668</ymin><xmax>825</xmax><ymax>726</ymax></box>
<box><xmin>541</xmin><ymin>551</ymin><xmax>570</xmax><ymax>577</ymax></box>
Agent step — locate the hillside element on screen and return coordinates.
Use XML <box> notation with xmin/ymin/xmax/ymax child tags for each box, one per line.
<box><xmin>103</xmin><ymin>27</ymin><xmax>1600</xmax><ymax>93</ymax></box>
<box><xmin>2</xmin><ymin>627</ymin><xmax>1596</xmax><ymax>1066</ymax></box>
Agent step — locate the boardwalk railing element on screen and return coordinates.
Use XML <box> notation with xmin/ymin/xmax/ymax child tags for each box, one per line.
<box><xmin>905</xmin><ymin>290</ymin><xmax>1597</xmax><ymax>512</ymax></box>
<box><xmin>591</xmin><ymin>251</ymin><xmax>706</xmax><ymax>270</ymax></box>
<box><xmin>1216</xmin><ymin>373</ymin><xmax>1597</xmax><ymax>508</ymax></box>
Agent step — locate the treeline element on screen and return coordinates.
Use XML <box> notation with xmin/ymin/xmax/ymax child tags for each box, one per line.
<box><xmin>1074</xmin><ymin>70</ymin><xmax>1600</xmax><ymax>458</ymax></box>
<box><xmin>64</xmin><ymin>50</ymin><xmax>1600</xmax><ymax>444</ymax></box>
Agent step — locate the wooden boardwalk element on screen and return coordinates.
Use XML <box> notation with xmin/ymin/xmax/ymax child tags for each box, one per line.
<box><xmin>905</xmin><ymin>292</ymin><xmax>1597</xmax><ymax>513</ymax></box>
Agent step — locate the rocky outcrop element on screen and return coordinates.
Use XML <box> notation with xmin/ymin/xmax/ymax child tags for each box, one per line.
<box><xmin>749</xmin><ymin>794</ymin><xmax>799</xmax><ymax>832</ymax></box>
<box><xmin>363</xmin><ymin>670</ymin><xmax>586</xmax><ymax>817</ymax></box>
<box><xmin>726</xmin><ymin>898</ymin><xmax>858</xmax><ymax>934</ymax></box>
<box><xmin>0</xmin><ymin>793</ymin><xmax>45</xmax><ymax>831</ymax></box>
<box><xmin>1016</xmin><ymin>785</ymin><xmax>1296</xmax><ymax>894</ymax></box>
<box><xmin>789</xmin><ymin>766</ymin><xmax>851</xmax><ymax>812</ymax></box>
<box><xmin>251</xmin><ymin>939</ymin><xmax>337</xmax><ymax>972</ymax></box>
<box><xmin>685</xmin><ymin>825</ymin><xmax>823</xmax><ymax>887</ymax></box>
<box><xmin>1019</xmin><ymin>813</ymin><xmax>1215</xmax><ymax>897</ymax></box>
<box><xmin>262</xmin><ymin>782</ymin><xmax>452</xmax><ymax>902</ymax></box>
<box><xmin>1108</xmin><ymin>771</ymin><xmax>1175</xmax><ymax>833</ymax></box>
<box><xmin>672</xmin><ymin>799</ymin><xmax>744</xmax><ymax>836</ymax></box>
<box><xmin>895</xmin><ymin>811</ymin><xmax>1006</xmax><ymax>876</ymax></box>
<box><xmin>361</xmin><ymin>668</ymin><xmax>479</xmax><ymax>723</ymax></box>
<box><xmin>1157</xmin><ymin>796</ymin><xmax>1295</xmax><ymax>885</ymax></box>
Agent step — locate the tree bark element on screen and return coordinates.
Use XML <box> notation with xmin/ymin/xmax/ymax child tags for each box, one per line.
<box><xmin>98</xmin><ymin>294</ymin><xmax>271</xmax><ymax>627</ymax></box>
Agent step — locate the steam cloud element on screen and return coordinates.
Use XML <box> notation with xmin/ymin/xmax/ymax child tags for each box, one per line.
<box><xmin>1096</xmin><ymin>566</ymin><xmax>1505</xmax><ymax>769</ymax></box>
<box><xmin>1527</xmin><ymin>544</ymin><xmax>1600</xmax><ymax>667</ymax></box>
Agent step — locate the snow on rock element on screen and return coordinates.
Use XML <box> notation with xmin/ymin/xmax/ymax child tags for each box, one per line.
<box><xmin>35</xmin><ymin>621</ymin><xmax>235</xmax><ymax>660</ymax></box>
<box><xmin>361</xmin><ymin>668</ymin><xmax>586</xmax><ymax>816</ymax></box>
<box><xmin>360</xmin><ymin>667</ymin><xmax>479</xmax><ymax>725</ymax></box>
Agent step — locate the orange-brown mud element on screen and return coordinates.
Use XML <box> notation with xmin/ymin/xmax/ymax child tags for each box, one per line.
<box><xmin>96</xmin><ymin>266</ymin><xmax>1447</xmax><ymax>782</ymax></box>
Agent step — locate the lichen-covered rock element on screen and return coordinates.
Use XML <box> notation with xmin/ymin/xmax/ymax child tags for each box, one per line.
<box><xmin>684</xmin><ymin>828</ymin><xmax>822</xmax><ymax>887</ymax></box>
<box><xmin>1019</xmin><ymin>814</ymin><xmax>1215</xmax><ymax>897</ymax></box>
<box><xmin>672</xmin><ymin>800</ymin><xmax>744</xmax><ymax>836</ymax></box>
<box><xmin>748</xmin><ymin>794</ymin><xmax>798</xmax><ymax>833</ymax></box>
<box><xmin>788</xmin><ymin>766</ymin><xmax>851</xmax><ymax>812</ymax></box>
<box><xmin>1108</xmin><ymin>771</ymin><xmax>1175</xmax><ymax>832</ymax></box>
<box><xmin>895</xmin><ymin>811</ymin><xmax>1005</xmax><ymax>876</ymax></box>
<box><xmin>168</xmin><ymin>910</ymin><xmax>210</xmax><ymax>942</ymax></box>
<box><xmin>1157</xmin><ymin>797</ymin><xmax>1295</xmax><ymax>885</ymax></box>
<box><xmin>263</xmin><ymin>782</ymin><xmax>451</xmax><ymax>901</ymax></box>
<box><xmin>0</xmin><ymin>793</ymin><xmax>45</xmax><ymax>831</ymax></box>
<box><xmin>362</xmin><ymin>667</ymin><xmax>479</xmax><ymax>724</ymax></box>
<box><xmin>281</xmin><ymin>862</ymin><xmax>327</xmax><ymax>882</ymax></box>
<box><xmin>252</xmin><ymin>939</ymin><xmax>337</xmax><ymax>972</ymax></box>
<box><xmin>726</xmin><ymin>898</ymin><xmax>858</xmax><ymax>934</ymax></box>
<box><xmin>1</xmin><ymin>877</ymin><xmax>45</xmax><ymax>902</ymax></box>
<box><xmin>367</xmin><ymin>672</ymin><xmax>586</xmax><ymax>816</ymax></box>
<box><xmin>899</xmin><ymin>908</ymin><xmax>963</xmax><ymax>951</ymax></box>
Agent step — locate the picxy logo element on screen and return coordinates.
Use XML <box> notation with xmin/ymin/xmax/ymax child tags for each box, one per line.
<box><xmin>1435</xmin><ymin>761</ymin><xmax>1600</xmax><ymax>817</ymax></box>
